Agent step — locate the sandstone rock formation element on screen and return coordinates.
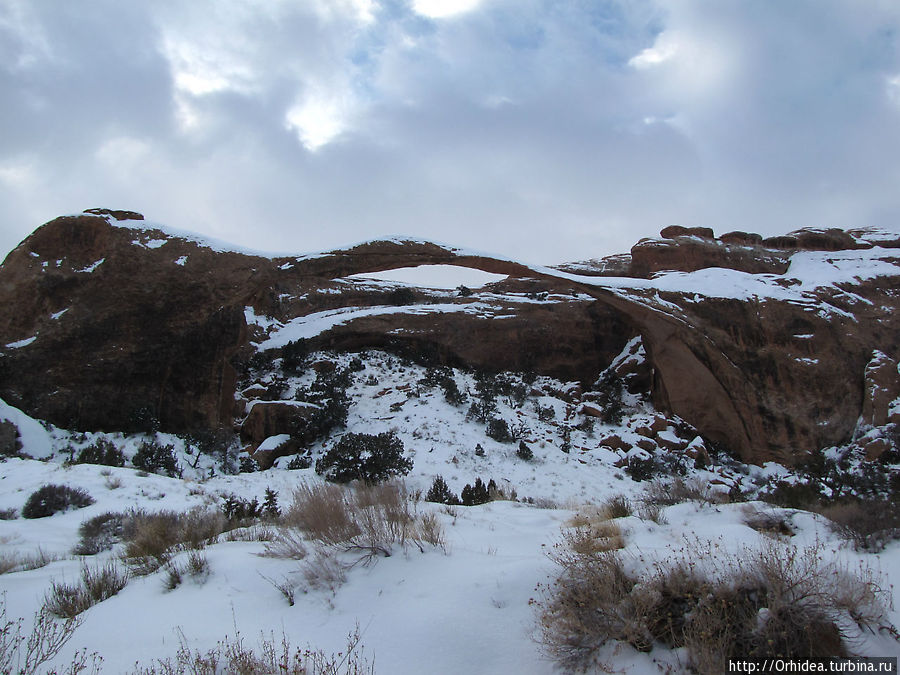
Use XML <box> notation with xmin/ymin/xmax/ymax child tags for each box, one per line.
<box><xmin>1</xmin><ymin>212</ymin><xmax>898</xmax><ymax>466</ymax></box>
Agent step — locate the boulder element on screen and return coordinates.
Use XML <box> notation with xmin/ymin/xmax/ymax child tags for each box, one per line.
<box><xmin>719</xmin><ymin>231</ymin><xmax>763</xmax><ymax>246</ymax></box>
<box><xmin>240</xmin><ymin>400</ymin><xmax>320</xmax><ymax>445</ymax></box>
<box><xmin>660</xmin><ymin>225</ymin><xmax>715</xmax><ymax>240</ymax></box>
<box><xmin>861</xmin><ymin>351</ymin><xmax>900</xmax><ymax>428</ymax></box>
<box><xmin>0</xmin><ymin>419</ymin><xmax>20</xmax><ymax>456</ymax></box>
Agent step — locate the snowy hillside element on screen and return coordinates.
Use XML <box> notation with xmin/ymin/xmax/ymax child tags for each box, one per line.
<box><xmin>2</xmin><ymin>350</ymin><xmax>900</xmax><ymax>673</ymax></box>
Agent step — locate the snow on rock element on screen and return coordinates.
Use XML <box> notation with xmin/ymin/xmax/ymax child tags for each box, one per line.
<box><xmin>4</xmin><ymin>335</ymin><xmax>36</xmax><ymax>349</ymax></box>
<box><xmin>256</xmin><ymin>434</ymin><xmax>291</xmax><ymax>452</ymax></box>
<box><xmin>0</xmin><ymin>397</ymin><xmax>53</xmax><ymax>458</ymax></box>
<box><xmin>75</xmin><ymin>258</ymin><xmax>105</xmax><ymax>273</ymax></box>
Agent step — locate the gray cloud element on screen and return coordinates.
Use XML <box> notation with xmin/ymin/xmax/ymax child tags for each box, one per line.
<box><xmin>1</xmin><ymin>0</ymin><xmax>899</xmax><ymax>264</ymax></box>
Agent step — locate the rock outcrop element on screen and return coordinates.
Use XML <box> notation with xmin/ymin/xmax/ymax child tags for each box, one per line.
<box><xmin>1</xmin><ymin>212</ymin><xmax>898</xmax><ymax>466</ymax></box>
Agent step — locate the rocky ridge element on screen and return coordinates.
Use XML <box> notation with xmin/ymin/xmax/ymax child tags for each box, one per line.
<box><xmin>1</xmin><ymin>210</ymin><xmax>898</xmax><ymax>466</ymax></box>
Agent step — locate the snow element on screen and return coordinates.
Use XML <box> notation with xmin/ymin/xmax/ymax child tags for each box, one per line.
<box><xmin>256</xmin><ymin>434</ymin><xmax>291</xmax><ymax>452</ymax></box>
<box><xmin>258</xmin><ymin>305</ymin><xmax>475</xmax><ymax>348</ymax></box>
<box><xmin>75</xmin><ymin>258</ymin><xmax>105</xmax><ymax>273</ymax></box>
<box><xmin>94</xmin><ymin>213</ymin><xmax>900</xmax><ymax>313</ymax></box>
<box><xmin>4</xmin><ymin>335</ymin><xmax>36</xmax><ymax>349</ymax></box>
<box><xmin>2</xmin><ymin>353</ymin><xmax>900</xmax><ymax>673</ymax></box>
<box><xmin>345</xmin><ymin>265</ymin><xmax>507</xmax><ymax>290</ymax></box>
<box><xmin>50</xmin><ymin>308</ymin><xmax>69</xmax><ymax>320</ymax></box>
<box><xmin>174</xmin><ymin>255</ymin><xmax>188</xmax><ymax>266</ymax></box>
<box><xmin>0</xmin><ymin>397</ymin><xmax>53</xmax><ymax>458</ymax></box>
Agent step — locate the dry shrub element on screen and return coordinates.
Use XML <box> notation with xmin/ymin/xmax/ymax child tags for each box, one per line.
<box><xmin>818</xmin><ymin>499</ymin><xmax>900</xmax><ymax>552</ymax></box>
<box><xmin>742</xmin><ymin>505</ymin><xmax>795</xmax><ymax>538</ymax></box>
<box><xmin>643</xmin><ymin>477</ymin><xmax>724</xmax><ymax>507</ymax></box>
<box><xmin>1</xmin><ymin>597</ymin><xmax>99</xmax><ymax>675</ymax></box>
<box><xmin>261</xmin><ymin>527</ymin><xmax>309</xmax><ymax>560</ymax></box>
<box><xmin>0</xmin><ymin>549</ymin><xmax>58</xmax><ymax>575</ymax></box>
<box><xmin>74</xmin><ymin>511</ymin><xmax>126</xmax><ymax>555</ymax></box>
<box><xmin>636</xmin><ymin>500</ymin><xmax>667</xmax><ymax>524</ymax></box>
<box><xmin>281</xmin><ymin>483</ymin><xmax>360</xmax><ymax>547</ymax></box>
<box><xmin>266</xmin><ymin>481</ymin><xmax>445</xmax><ymax>581</ymax></box>
<box><xmin>224</xmin><ymin>523</ymin><xmax>276</xmax><ymax>543</ymax></box>
<box><xmin>301</xmin><ymin>547</ymin><xmax>348</xmax><ymax>593</ymax></box>
<box><xmin>122</xmin><ymin>508</ymin><xmax>228</xmax><ymax>575</ymax></box>
<box><xmin>539</xmin><ymin>536</ymin><xmax>894</xmax><ymax>673</ymax></box>
<box><xmin>565</xmin><ymin>505</ymin><xmax>626</xmax><ymax>555</ymax></box>
<box><xmin>601</xmin><ymin>495</ymin><xmax>632</xmax><ymax>519</ymax></box>
<box><xmin>417</xmin><ymin>512</ymin><xmax>446</xmax><ymax>550</ymax></box>
<box><xmin>44</xmin><ymin>561</ymin><xmax>128</xmax><ymax>618</ymax></box>
<box><xmin>539</xmin><ymin>550</ymin><xmax>635</xmax><ymax>671</ymax></box>
<box><xmin>130</xmin><ymin>626</ymin><xmax>372</xmax><ymax>675</ymax></box>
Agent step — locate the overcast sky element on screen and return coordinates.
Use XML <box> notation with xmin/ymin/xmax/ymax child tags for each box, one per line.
<box><xmin>2</xmin><ymin>0</ymin><xmax>900</xmax><ymax>264</ymax></box>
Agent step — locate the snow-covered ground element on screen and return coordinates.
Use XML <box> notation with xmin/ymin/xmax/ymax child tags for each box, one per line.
<box><xmin>2</xmin><ymin>352</ymin><xmax>899</xmax><ymax>673</ymax></box>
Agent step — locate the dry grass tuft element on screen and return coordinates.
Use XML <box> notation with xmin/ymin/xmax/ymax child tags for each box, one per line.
<box><xmin>817</xmin><ymin>499</ymin><xmax>900</xmax><ymax>552</ymax></box>
<box><xmin>742</xmin><ymin>505</ymin><xmax>795</xmax><ymax>538</ymax></box>
<box><xmin>44</xmin><ymin>561</ymin><xmax>128</xmax><ymax>618</ymax></box>
<box><xmin>266</xmin><ymin>481</ymin><xmax>445</xmax><ymax>589</ymax></box>
<box><xmin>1</xmin><ymin>596</ymin><xmax>99</xmax><ymax>675</ymax></box>
<box><xmin>130</xmin><ymin>626</ymin><xmax>373</xmax><ymax>675</ymax></box>
<box><xmin>643</xmin><ymin>477</ymin><xmax>725</xmax><ymax>507</ymax></box>
<box><xmin>0</xmin><ymin>549</ymin><xmax>58</xmax><ymax>575</ymax></box>
<box><xmin>539</xmin><ymin>535</ymin><xmax>894</xmax><ymax>673</ymax></box>
<box><xmin>122</xmin><ymin>508</ymin><xmax>228</xmax><ymax>575</ymax></box>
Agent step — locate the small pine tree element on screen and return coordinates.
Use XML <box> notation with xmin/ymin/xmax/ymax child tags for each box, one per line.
<box><xmin>132</xmin><ymin>441</ymin><xmax>182</xmax><ymax>478</ymax></box>
<box><xmin>516</xmin><ymin>441</ymin><xmax>534</xmax><ymax>461</ymax></box>
<box><xmin>596</xmin><ymin>370</ymin><xmax>626</xmax><ymax>425</ymax></box>
<box><xmin>461</xmin><ymin>477</ymin><xmax>492</xmax><ymax>506</ymax></box>
<box><xmin>74</xmin><ymin>439</ymin><xmax>125</xmax><ymax>467</ymax></box>
<box><xmin>486</xmin><ymin>418</ymin><xmax>512</xmax><ymax>443</ymax></box>
<box><xmin>262</xmin><ymin>488</ymin><xmax>281</xmax><ymax>519</ymax></box>
<box><xmin>239</xmin><ymin>455</ymin><xmax>258</xmax><ymax>473</ymax></box>
<box><xmin>426</xmin><ymin>476</ymin><xmax>459</xmax><ymax>505</ymax></box>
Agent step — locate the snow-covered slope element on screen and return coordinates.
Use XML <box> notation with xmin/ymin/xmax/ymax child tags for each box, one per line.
<box><xmin>2</xmin><ymin>351</ymin><xmax>900</xmax><ymax>673</ymax></box>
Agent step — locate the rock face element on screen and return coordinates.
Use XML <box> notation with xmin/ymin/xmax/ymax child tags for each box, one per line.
<box><xmin>1</xmin><ymin>212</ymin><xmax>898</xmax><ymax>466</ymax></box>
<box><xmin>0</xmin><ymin>212</ymin><xmax>637</xmax><ymax>437</ymax></box>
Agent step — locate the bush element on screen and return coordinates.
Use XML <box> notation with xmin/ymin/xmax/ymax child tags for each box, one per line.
<box><xmin>539</xmin><ymin>539</ymin><xmax>892</xmax><ymax>673</ymax></box>
<box><xmin>130</xmin><ymin>626</ymin><xmax>372</xmax><ymax>675</ymax></box>
<box><xmin>460</xmin><ymin>478</ymin><xmax>492</xmax><ymax>506</ymax></box>
<box><xmin>22</xmin><ymin>484</ymin><xmax>94</xmax><ymax>519</ymax></box>
<box><xmin>385</xmin><ymin>287</ymin><xmax>416</xmax><ymax>305</ymax></box>
<box><xmin>281</xmin><ymin>338</ymin><xmax>308</xmax><ymax>374</ymax></box>
<box><xmin>222</xmin><ymin>495</ymin><xmax>261</xmax><ymax>521</ymax></box>
<box><xmin>287</xmin><ymin>453</ymin><xmax>312</xmax><ymax>470</ymax></box>
<box><xmin>263</xmin><ymin>488</ymin><xmax>281</xmax><ymax>520</ymax></box>
<box><xmin>74</xmin><ymin>511</ymin><xmax>127</xmax><ymax>555</ymax></box>
<box><xmin>602</xmin><ymin>494</ymin><xmax>633</xmax><ymax>519</ymax></box>
<box><xmin>122</xmin><ymin>508</ymin><xmax>229</xmax><ymax>575</ymax></box>
<box><xmin>268</xmin><ymin>481</ymin><xmax>444</xmax><ymax>569</ymax></box>
<box><xmin>44</xmin><ymin>562</ymin><xmax>128</xmax><ymax>618</ymax></box>
<box><xmin>441</xmin><ymin>378</ymin><xmax>467</xmax><ymax>407</ymax></box>
<box><xmin>291</xmin><ymin>368</ymin><xmax>352</xmax><ymax>446</ymax></box>
<box><xmin>72</xmin><ymin>439</ymin><xmax>125</xmax><ymax>467</ymax></box>
<box><xmin>516</xmin><ymin>441</ymin><xmax>534</xmax><ymax>461</ymax></box>
<box><xmin>425</xmin><ymin>476</ymin><xmax>459</xmax><ymax>505</ymax></box>
<box><xmin>818</xmin><ymin>499</ymin><xmax>900</xmax><ymax>552</ymax></box>
<box><xmin>644</xmin><ymin>477</ymin><xmax>724</xmax><ymax>507</ymax></box>
<box><xmin>485</xmin><ymin>418</ymin><xmax>512</xmax><ymax>443</ymax></box>
<box><xmin>0</xmin><ymin>598</ymin><xmax>96</xmax><ymax>675</ymax></box>
<box><xmin>624</xmin><ymin>454</ymin><xmax>659</xmax><ymax>482</ymax></box>
<box><xmin>132</xmin><ymin>441</ymin><xmax>182</xmax><ymax>478</ymax></box>
<box><xmin>594</xmin><ymin>370</ymin><xmax>626</xmax><ymax>425</ymax></box>
<box><xmin>316</xmin><ymin>431</ymin><xmax>413</xmax><ymax>484</ymax></box>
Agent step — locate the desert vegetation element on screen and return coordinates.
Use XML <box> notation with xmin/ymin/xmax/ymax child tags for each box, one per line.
<box><xmin>539</xmin><ymin>529</ymin><xmax>894</xmax><ymax>673</ymax></box>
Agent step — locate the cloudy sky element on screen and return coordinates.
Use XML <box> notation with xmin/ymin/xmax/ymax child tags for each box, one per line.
<box><xmin>1</xmin><ymin>0</ymin><xmax>900</xmax><ymax>264</ymax></box>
